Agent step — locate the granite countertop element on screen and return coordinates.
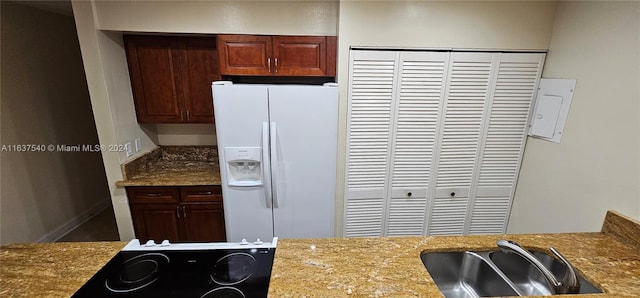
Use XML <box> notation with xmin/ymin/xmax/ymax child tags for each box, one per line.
<box><xmin>1</xmin><ymin>211</ymin><xmax>638</xmax><ymax>297</ymax></box>
<box><xmin>116</xmin><ymin>146</ymin><xmax>222</xmax><ymax>186</ymax></box>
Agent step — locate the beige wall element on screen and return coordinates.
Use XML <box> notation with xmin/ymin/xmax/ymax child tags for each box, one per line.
<box><xmin>94</xmin><ymin>0</ymin><xmax>338</xmax><ymax>35</ymax></box>
<box><xmin>0</xmin><ymin>2</ymin><xmax>111</xmax><ymax>244</ymax></box>
<box><xmin>156</xmin><ymin>124</ymin><xmax>216</xmax><ymax>146</ymax></box>
<box><xmin>335</xmin><ymin>0</ymin><xmax>557</xmax><ymax>235</ymax></box>
<box><xmin>508</xmin><ymin>1</ymin><xmax>640</xmax><ymax>233</ymax></box>
<box><xmin>72</xmin><ymin>1</ymin><xmax>158</xmax><ymax>240</ymax></box>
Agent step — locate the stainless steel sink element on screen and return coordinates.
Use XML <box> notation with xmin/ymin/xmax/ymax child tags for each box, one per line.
<box><xmin>489</xmin><ymin>250</ymin><xmax>602</xmax><ymax>296</ymax></box>
<box><xmin>421</xmin><ymin>250</ymin><xmax>602</xmax><ymax>298</ymax></box>
<box><xmin>421</xmin><ymin>251</ymin><xmax>520</xmax><ymax>297</ymax></box>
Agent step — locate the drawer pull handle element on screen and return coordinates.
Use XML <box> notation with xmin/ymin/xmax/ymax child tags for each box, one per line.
<box><xmin>198</xmin><ymin>191</ymin><xmax>213</xmax><ymax>195</ymax></box>
<box><xmin>147</xmin><ymin>193</ymin><xmax>162</xmax><ymax>197</ymax></box>
<box><xmin>450</xmin><ymin>192</ymin><xmax>456</xmax><ymax>197</ymax></box>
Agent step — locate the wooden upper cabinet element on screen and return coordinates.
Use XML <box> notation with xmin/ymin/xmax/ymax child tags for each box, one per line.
<box><xmin>273</xmin><ymin>36</ymin><xmax>326</xmax><ymax>76</ymax></box>
<box><xmin>125</xmin><ymin>36</ymin><xmax>184</xmax><ymax>123</ymax></box>
<box><xmin>180</xmin><ymin>37</ymin><xmax>218</xmax><ymax>123</ymax></box>
<box><xmin>124</xmin><ymin>35</ymin><xmax>219</xmax><ymax>124</ymax></box>
<box><xmin>217</xmin><ymin>35</ymin><xmax>273</xmax><ymax>75</ymax></box>
<box><xmin>218</xmin><ymin>34</ymin><xmax>337</xmax><ymax>77</ymax></box>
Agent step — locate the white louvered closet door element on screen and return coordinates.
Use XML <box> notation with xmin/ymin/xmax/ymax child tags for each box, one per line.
<box><xmin>345</xmin><ymin>50</ymin><xmax>546</xmax><ymax>238</ymax></box>
<box><xmin>386</xmin><ymin>52</ymin><xmax>449</xmax><ymax>236</ymax></box>
<box><xmin>428</xmin><ymin>52</ymin><xmax>498</xmax><ymax>236</ymax></box>
<box><xmin>468</xmin><ymin>53</ymin><xmax>545</xmax><ymax>234</ymax></box>
<box><xmin>344</xmin><ymin>50</ymin><xmax>398</xmax><ymax>237</ymax></box>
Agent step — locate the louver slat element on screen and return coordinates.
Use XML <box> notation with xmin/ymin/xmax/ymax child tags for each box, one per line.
<box><xmin>387</xmin><ymin>197</ymin><xmax>427</xmax><ymax>236</ymax></box>
<box><xmin>469</xmin><ymin>197</ymin><xmax>510</xmax><ymax>234</ymax></box>
<box><xmin>392</xmin><ymin>56</ymin><xmax>445</xmax><ymax>189</ymax></box>
<box><xmin>436</xmin><ymin>57</ymin><xmax>492</xmax><ymax>189</ymax></box>
<box><xmin>347</xmin><ymin>56</ymin><xmax>395</xmax><ymax>190</ymax></box>
<box><xmin>429</xmin><ymin>197</ymin><xmax>468</xmax><ymax>235</ymax></box>
<box><xmin>345</xmin><ymin>51</ymin><xmax>397</xmax><ymax>237</ymax></box>
<box><xmin>345</xmin><ymin>198</ymin><xmax>385</xmax><ymax>237</ymax></box>
<box><xmin>478</xmin><ymin>56</ymin><xmax>542</xmax><ymax>188</ymax></box>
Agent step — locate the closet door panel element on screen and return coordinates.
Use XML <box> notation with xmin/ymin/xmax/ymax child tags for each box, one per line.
<box><xmin>344</xmin><ymin>50</ymin><xmax>398</xmax><ymax>237</ymax></box>
<box><xmin>477</xmin><ymin>53</ymin><xmax>545</xmax><ymax>190</ymax></box>
<box><xmin>429</xmin><ymin>52</ymin><xmax>497</xmax><ymax>235</ymax></box>
<box><xmin>386</xmin><ymin>52</ymin><xmax>449</xmax><ymax>236</ymax></box>
<box><xmin>469</xmin><ymin>53</ymin><xmax>545</xmax><ymax>234</ymax></box>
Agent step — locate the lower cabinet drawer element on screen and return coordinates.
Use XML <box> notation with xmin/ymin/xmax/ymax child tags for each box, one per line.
<box><xmin>180</xmin><ymin>185</ymin><xmax>222</xmax><ymax>202</ymax></box>
<box><xmin>127</xmin><ymin>187</ymin><xmax>180</xmax><ymax>204</ymax></box>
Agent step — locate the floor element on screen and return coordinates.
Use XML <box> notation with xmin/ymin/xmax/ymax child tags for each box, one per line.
<box><xmin>57</xmin><ymin>205</ymin><xmax>120</xmax><ymax>242</ymax></box>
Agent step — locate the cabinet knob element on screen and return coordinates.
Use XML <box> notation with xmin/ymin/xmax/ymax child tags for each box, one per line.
<box><xmin>407</xmin><ymin>192</ymin><xmax>412</xmax><ymax>197</ymax></box>
<box><xmin>450</xmin><ymin>192</ymin><xmax>456</xmax><ymax>197</ymax></box>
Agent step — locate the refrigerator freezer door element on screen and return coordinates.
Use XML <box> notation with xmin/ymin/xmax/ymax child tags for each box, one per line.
<box><xmin>213</xmin><ymin>84</ymin><xmax>273</xmax><ymax>242</ymax></box>
<box><xmin>268</xmin><ymin>85</ymin><xmax>338</xmax><ymax>238</ymax></box>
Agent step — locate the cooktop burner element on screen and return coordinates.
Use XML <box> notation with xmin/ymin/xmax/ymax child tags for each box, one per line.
<box><xmin>105</xmin><ymin>253</ymin><xmax>169</xmax><ymax>293</ymax></box>
<box><xmin>72</xmin><ymin>238</ymin><xmax>277</xmax><ymax>298</ymax></box>
<box><xmin>211</xmin><ymin>253</ymin><xmax>256</xmax><ymax>285</ymax></box>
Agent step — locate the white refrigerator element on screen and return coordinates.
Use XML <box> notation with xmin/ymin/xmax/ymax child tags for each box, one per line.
<box><xmin>212</xmin><ymin>82</ymin><xmax>338</xmax><ymax>242</ymax></box>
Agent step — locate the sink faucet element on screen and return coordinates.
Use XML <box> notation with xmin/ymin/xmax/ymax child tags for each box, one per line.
<box><xmin>496</xmin><ymin>240</ymin><xmax>580</xmax><ymax>294</ymax></box>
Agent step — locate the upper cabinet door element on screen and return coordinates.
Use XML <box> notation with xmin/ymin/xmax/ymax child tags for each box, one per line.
<box><xmin>217</xmin><ymin>35</ymin><xmax>273</xmax><ymax>75</ymax></box>
<box><xmin>272</xmin><ymin>36</ymin><xmax>327</xmax><ymax>76</ymax></box>
<box><xmin>125</xmin><ymin>36</ymin><xmax>185</xmax><ymax>123</ymax></box>
<box><xmin>180</xmin><ymin>37</ymin><xmax>218</xmax><ymax>123</ymax></box>
<box><xmin>125</xmin><ymin>35</ymin><xmax>220</xmax><ymax>124</ymax></box>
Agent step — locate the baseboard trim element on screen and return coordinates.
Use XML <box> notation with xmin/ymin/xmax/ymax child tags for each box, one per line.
<box><xmin>37</xmin><ymin>200</ymin><xmax>112</xmax><ymax>243</ymax></box>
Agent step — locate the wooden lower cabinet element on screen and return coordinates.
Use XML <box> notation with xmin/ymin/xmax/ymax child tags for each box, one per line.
<box><xmin>127</xmin><ymin>186</ymin><xmax>226</xmax><ymax>243</ymax></box>
<box><xmin>182</xmin><ymin>203</ymin><xmax>226</xmax><ymax>242</ymax></box>
<box><xmin>130</xmin><ymin>203</ymin><xmax>182</xmax><ymax>242</ymax></box>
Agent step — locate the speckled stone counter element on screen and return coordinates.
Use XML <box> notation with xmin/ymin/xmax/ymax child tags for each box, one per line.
<box><xmin>267</xmin><ymin>211</ymin><xmax>640</xmax><ymax>297</ymax></box>
<box><xmin>116</xmin><ymin>146</ymin><xmax>221</xmax><ymax>186</ymax></box>
<box><xmin>1</xmin><ymin>211</ymin><xmax>638</xmax><ymax>297</ymax></box>
<box><xmin>0</xmin><ymin>241</ymin><xmax>126</xmax><ymax>297</ymax></box>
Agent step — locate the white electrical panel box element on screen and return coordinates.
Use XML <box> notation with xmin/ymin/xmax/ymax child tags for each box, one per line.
<box><xmin>529</xmin><ymin>79</ymin><xmax>576</xmax><ymax>143</ymax></box>
<box><xmin>224</xmin><ymin>147</ymin><xmax>263</xmax><ymax>186</ymax></box>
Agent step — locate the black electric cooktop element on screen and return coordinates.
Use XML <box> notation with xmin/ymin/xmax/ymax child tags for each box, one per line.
<box><xmin>72</xmin><ymin>239</ymin><xmax>277</xmax><ymax>298</ymax></box>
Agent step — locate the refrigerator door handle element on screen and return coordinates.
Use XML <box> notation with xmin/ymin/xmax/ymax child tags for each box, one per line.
<box><xmin>262</xmin><ymin>122</ymin><xmax>273</xmax><ymax>209</ymax></box>
<box><xmin>270</xmin><ymin>122</ymin><xmax>280</xmax><ymax>208</ymax></box>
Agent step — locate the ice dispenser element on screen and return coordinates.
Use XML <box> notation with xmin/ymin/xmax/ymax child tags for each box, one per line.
<box><xmin>224</xmin><ymin>147</ymin><xmax>263</xmax><ymax>186</ymax></box>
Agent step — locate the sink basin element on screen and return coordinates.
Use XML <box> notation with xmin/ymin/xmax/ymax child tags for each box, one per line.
<box><xmin>489</xmin><ymin>250</ymin><xmax>602</xmax><ymax>295</ymax></box>
<box><xmin>422</xmin><ymin>250</ymin><xmax>601</xmax><ymax>298</ymax></box>
<box><xmin>421</xmin><ymin>251</ymin><xmax>520</xmax><ymax>297</ymax></box>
